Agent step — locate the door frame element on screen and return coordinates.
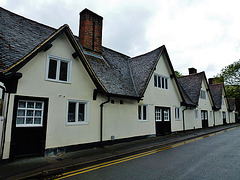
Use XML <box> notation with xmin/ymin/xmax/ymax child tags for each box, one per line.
<box><xmin>10</xmin><ymin>95</ymin><xmax>49</xmax><ymax>158</ymax></box>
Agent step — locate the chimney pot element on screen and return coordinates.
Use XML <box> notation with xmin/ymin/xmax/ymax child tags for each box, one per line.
<box><xmin>79</xmin><ymin>8</ymin><xmax>103</xmax><ymax>54</ymax></box>
<box><xmin>188</xmin><ymin>68</ymin><xmax>197</xmax><ymax>75</ymax></box>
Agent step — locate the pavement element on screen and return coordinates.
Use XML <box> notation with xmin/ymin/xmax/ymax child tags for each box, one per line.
<box><xmin>0</xmin><ymin>123</ymin><xmax>240</xmax><ymax>180</ymax></box>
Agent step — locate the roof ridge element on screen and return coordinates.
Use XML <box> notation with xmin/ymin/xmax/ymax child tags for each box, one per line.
<box><xmin>130</xmin><ymin>46</ymin><xmax>164</xmax><ymax>60</ymax></box>
<box><xmin>102</xmin><ymin>46</ymin><xmax>130</xmax><ymax>59</ymax></box>
<box><xmin>0</xmin><ymin>7</ymin><xmax>57</xmax><ymax>31</ymax></box>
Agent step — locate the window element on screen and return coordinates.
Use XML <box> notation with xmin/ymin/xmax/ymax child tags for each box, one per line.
<box><xmin>154</xmin><ymin>74</ymin><xmax>168</xmax><ymax>89</ymax></box>
<box><xmin>164</xmin><ymin>109</ymin><xmax>170</xmax><ymax>121</ymax></box>
<box><xmin>46</xmin><ymin>55</ymin><xmax>72</xmax><ymax>83</ymax></box>
<box><xmin>175</xmin><ymin>107</ymin><xmax>181</xmax><ymax>120</ymax></box>
<box><xmin>219</xmin><ymin>111</ymin><xmax>221</xmax><ymax>118</ymax></box>
<box><xmin>195</xmin><ymin>109</ymin><xmax>199</xmax><ymax>119</ymax></box>
<box><xmin>67</xmin><ymin>100</ymin><xmax>89</xmax><ymax>125</ymax></box>
<box><xmin>223</xmin><ymin>112</ymin><xmax>226</xmax><ymax>119</ymax></box>
<box><xmin>155</xmin><ymin>107</ymin><xmax>162</xmax><ymax>121</ymax></box>
<box><xmin>138</xmin><ymin>105</ymin><xmax>148</xmax><ymax>121</ymax></box>
<box><xmin>200</xmin><ymin>90</ymin><xmax>206</xmax><ymax>99</ymax></box>
<box><xmin>16</xmin><ymin>100</ymin><xmax>44</xmax><ymax>127</ymax></box>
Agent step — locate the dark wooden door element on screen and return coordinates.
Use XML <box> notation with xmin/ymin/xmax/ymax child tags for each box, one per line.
<box><xmin>222</xmin><ymin>112</ymin><xmax>227</xmax><ymax>125</ymax></box>
<box><xmin>10</xmin><ymin>96</ymin><xmax>48</xmax><ymax>158</ymax></box>
<box><xmin>155</xmin><ymin>107</ymin><xmax>171</xmax><ymax>136</ymax></box>
<box><xmin>201</xmin><ymin>110</ymin><xmax>208</xmax><ymax>128</ymax></box>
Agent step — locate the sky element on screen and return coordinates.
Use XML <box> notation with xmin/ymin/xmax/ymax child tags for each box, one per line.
<box><xmin>1</xmin><ymin>0</ymin><xmax>240</xmax><ymax>78</ymax></box>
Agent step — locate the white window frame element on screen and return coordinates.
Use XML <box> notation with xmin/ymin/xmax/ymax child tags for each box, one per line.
<box><xmin>195</xmin><ymin>109</ymin><xmax>199</xmax><ymax>120</ymax></box>
<box><xmin>154</xmin><ymin>74</ymin><xmax>169</xmax><ymax>89</ymax></box>
<box><xmin>155</xmin><ymin>107</ymin><xmax>162</xmax><ymax>122</ymax></box>
<box><xmin>16</xmin><ymin>100</ymin><xmax>44</xmax><ymax>127</ymax></box>
<box><xmin>200</xmin><ymin>90</ymin><xmax>206</xmax><ymax>99</ymax></box>
<box><xmin>66</xmin><ymin>100</ymin><xmax>89</xmax><ymax>125</ymax></box>
<box><xmin>164</xmin><ymin>109</ymin><xmax>170</xmax><ymax>121</ymax></box>
<box><xmin>46</xmin><ymin>54</ymin><xmax>72</xmax><ymax>83</ymax></box>
<box><xmin>175</xmin><ymin>107</ymin><xmax>181</xmax><ymax>120</ymax></box>
<box><xmin>138</xmin><ymin>104</ymin><xmax>148</xmax><ymax>121</ymax></box>
<box><xmin>219</xmin><ymin>111</ymin><xmax>222</xmax><ymax>118</ymax></box>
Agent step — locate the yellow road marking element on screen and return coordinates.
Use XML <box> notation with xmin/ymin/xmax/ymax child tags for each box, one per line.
<box><xmin>53</xmin><ymin>127</ymin><xmax>237</xmax><ymax>180</ymax></box>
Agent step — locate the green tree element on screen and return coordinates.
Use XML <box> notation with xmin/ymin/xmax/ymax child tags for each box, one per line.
<box><xmin>175</xmin><ymin>70</ymin><xmax>183</xmax><ymax>77</ymax></box>
<box><xmin>215</xmin><ymin>60</ymin><xmax>240</xmax><ymax>116</ymax></box>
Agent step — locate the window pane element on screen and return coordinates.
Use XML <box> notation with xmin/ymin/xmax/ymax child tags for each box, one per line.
<box><xmin>48</xmin><ymin>59</ymin><xmax>57</xmax><ymax>79</ymax></box>
<box><xmin>35</xmin><ymin>110</ymin><xmax>42</xmax><ymax>116</ymax></box>
<box><xmin>154</xmin><ymin>75</ymin><xmax>157</xmax><ymax>87</ymax></box>
<box><xmin>78</xmin><ymin>103</ymin><xmax>85</xmax><ymax>122</ymax></box>
<box><xmin>165</xmin><ymin>78</ymin><xmax>168</xmax><ymax>89</ymax></box>
<box><xmin>16</xmin><ymin>117</ymin><xmax>24</xmax><ymax>124</ymax></box>
<box><xmin>68</xmin><ymin>102</ymin><xmax>76</xmax><ymax>122</ymax></box>
<box><xmin>158</xmin><ymin>76</ymin><xmax>161</xmax><ymax>88</ymax></box>
<box><xmin>138</xmin><ymin>106</ymin><xmax>142</xmax><ymax>120</ymax></box>
<box><xmin>18</xmin><ymin>101</ymin><xmax>26</xmax><ymax>108</ymax></box>
<box><xmin>27</xmin><ymin>110</ymin><xmax>34</xmax><ymax>116</ymax></box>
<box><xmin>143</xmin><ymin>105</ymin><xmax>147</xmax><ymax>120</ymax></box>
<box><xmin>162</xmin><ymin>77</ymin><xmax>165</xmax><ymax>89</ymax></box>
<box><xmin>26</xmin><ymin>118</ymin><xmax>33</xmax><ymax>124</ymax></box>
<box><xmin>27</xmin><ymin>102</ymin><xmax>34</xmax><ymax>108</ymax></box>
<box><xmin>59</xmin><ymin>61</ymin><xmax>68</xmax><ymax>81</ymax></box>
<box><xmin>17</xmin><ymin>109</ymin><xmax>25</xmax><ymax>116</ymax></box>
<box><xmin>35</xmin><ymin>102</ymin><xmax>43</xmax><ymax>109</ymax></box>
<box><xmin>34</xmin><ymin>118</ymin><xmax>41</xmax><ymax>124</ymax></box>
<box><xmin>155</xmin><ymin>107</ymin><xmax>162</xmax><ymax>121</ymax></box>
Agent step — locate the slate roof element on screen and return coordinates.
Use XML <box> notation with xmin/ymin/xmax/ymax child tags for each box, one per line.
<box><xmin>0</xmin><ymin>7</ymin><xmax>56</xmax><ymax>72</ymax></box>
<box><xmin>209</xmin><ymin>83</ymin><xmax>223</xmax><ymax>109</ymax></box>
<box><xmin>0</xmin><ymin>7</ymin><xmax>179</xmax><ymax>99</ymax></box>
<box><xmin>177</xmin><ymin>72</ymin><xmax>205</xmax><ymax>106</ymax></box>
<box><xmin>228</xmin><ymin>98</ymin><xmax>235</xmax><ymax>111</ymax></box>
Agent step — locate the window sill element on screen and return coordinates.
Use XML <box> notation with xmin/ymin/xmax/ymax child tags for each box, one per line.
<box><xmin>175</xmin><ymin>119</ymin><xmax>181</xmax><ymax>121</ymax></box>
<box><xmin>46</xmin><ymin>79</ymin><xmax>71</xmax><ymax>84</ymax></box>
<box><xmin>138</xmin><ymin>120</ymin><xmax>149</xmax><ymax>122</ymax></box>
<box><xmin>66</xmin><ymin>122</ymin><xmax>89</xmax><ymax>126</ymax></box>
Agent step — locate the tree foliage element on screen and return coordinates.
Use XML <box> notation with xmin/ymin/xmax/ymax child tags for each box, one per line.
<box><xmin>174</xmin><ymin>70</ymin><xmax>183</xmax><ymax>77</ymax></box>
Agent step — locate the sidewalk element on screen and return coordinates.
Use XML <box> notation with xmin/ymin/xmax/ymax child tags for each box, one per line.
<box><xmin>1</xmin><ymin>123</ymin><xmax>239</xmax><ymax>180</ymax></box>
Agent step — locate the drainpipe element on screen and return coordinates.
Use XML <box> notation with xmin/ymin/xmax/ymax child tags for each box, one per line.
<box><xmin>0</xmin><ymin>93</ymin><xmax>10</xmax><ymax>160</ymax></box>
<box><xmin>100</xmin><ymin>96</ymin><xmax>110</xmax><ymax>146</ymax></box>
<box><xmin>182</xmin><ymin>107</ymin><xmax>188</xmax><ymax>132</ymax></box>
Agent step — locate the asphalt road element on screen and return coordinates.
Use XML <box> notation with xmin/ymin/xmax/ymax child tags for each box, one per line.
<box><xmin>56</xmin><ymin>127</ymin><xmax>240</xmax><ymax>180</ymax></box>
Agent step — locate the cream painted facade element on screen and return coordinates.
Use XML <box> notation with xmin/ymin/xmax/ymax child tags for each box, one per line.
<box><xmin>140</xmin><ymin>54</ymin><xmax>183</xmax><ymax>133</ymax></box>
<box><xmin>183</xmin><ymin>78</ymin><xmax>214</xmax><ymax>130</ymax></box>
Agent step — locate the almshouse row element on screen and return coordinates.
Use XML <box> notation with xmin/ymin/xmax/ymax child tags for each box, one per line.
<box><xmin>0</xmin><ymin>8</ymin><xmax>236</xmax><ymax>160</ymax></box>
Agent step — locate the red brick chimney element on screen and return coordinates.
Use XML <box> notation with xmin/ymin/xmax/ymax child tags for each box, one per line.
<box><xmin>79</xmin><ymin>8</ymin><xmax>103</xmax><ymax>54</ymax></box>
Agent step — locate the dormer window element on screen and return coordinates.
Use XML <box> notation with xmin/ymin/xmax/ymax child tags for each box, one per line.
<box><xmin>46</xmin><ymin>55</ymin><xmax>72</xmax><ymax>83</ymax></box>
<box><xmin>200</xmin><ymin>90</ymin><xmax>206</xmax><ymax>99</ymax></box>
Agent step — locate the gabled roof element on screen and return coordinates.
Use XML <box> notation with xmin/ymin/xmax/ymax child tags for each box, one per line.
<box><xmin>228</xmin><ymin>98</ymin><xmax>235</xmax><ymax>111</ymax></box>
<box><xmin>177</xmin><ymin>72</ymin><xmax>205</xmax><ymax>107</ymax></box>
<box><xmin>209</xmin><ymin>84</ymin><xmax>223</xmax><ymax>109</ymax></box>
<box><xmin>0</xmin><ymin>7</ymin><xmax>184</xmax><ymax>100</ymax></box>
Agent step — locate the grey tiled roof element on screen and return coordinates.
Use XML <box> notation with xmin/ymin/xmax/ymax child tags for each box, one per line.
<box><xmin>228</xmin><ymin>98</ymin><xmax>235</xmax><ymax>111</ymax></box>
<box><xmin>0</xmin><ymin>7</ymin><xmax>171</xmax><ymax>98</ymax></box>
<box><xmin>209</xmin><ymin>84</ymin><xmax>223</xmax><ymax>109</ymax></box>
<box><xmin>0</xmin><ymin>7</ymin><xmax>56</xmax><ymax>72</ymax></box>
<box><xmin>177</xmin><ymin>72</ymin><xmax>204</xmax><ymax>106</ymax></box>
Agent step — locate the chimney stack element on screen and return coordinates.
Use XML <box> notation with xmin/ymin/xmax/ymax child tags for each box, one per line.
<box><xmin>188</xmin><ymin>68</ymin><xmax>197</xmax><ymax>75</ymax></box>
<box><xmin>79</xmin><ymin>9</ymin><xmax>103</xmax><ymax>54</ymax></box>
<box><xmin>208</xmin><ymin>78</ymin><xmax>214</xmax><ymax>84</ymax></box>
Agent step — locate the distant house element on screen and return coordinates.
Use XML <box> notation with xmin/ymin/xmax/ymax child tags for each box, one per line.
<box><xmin>0</xmin><ymin>7</ymin><xmax>236</xmax><ymax>160</ymax></box>
<box><xmin>177</xmin><ymin>68</ymin><xmax>215</xmax><ymax>130</ymax></box>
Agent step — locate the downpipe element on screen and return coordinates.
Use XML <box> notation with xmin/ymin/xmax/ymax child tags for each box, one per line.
<box><xmin>100</xmin><ymin>96</ymin><xmax>110</xmax><ymax>146</ymax></box>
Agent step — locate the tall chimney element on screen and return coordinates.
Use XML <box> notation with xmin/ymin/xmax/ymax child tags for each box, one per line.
<box><xmin>188</xmin><ymin>67</ymin><xmax>197</xmax><ymax>75</ymax></box>
<box><xmin>208</xmin><ymin>78</ymin><xmax>214</xmax><ymax>84</ymax></box>
<box><xmin>79</xmin><ymin>9</ymin><xmax>103</xmax><ymax>54</ymax></box>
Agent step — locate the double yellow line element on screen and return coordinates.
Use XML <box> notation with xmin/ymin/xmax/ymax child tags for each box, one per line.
<box><xmin>53</xmin><ymin>127</ymin><xmax>237</xmax><ymax>180</ymax></box>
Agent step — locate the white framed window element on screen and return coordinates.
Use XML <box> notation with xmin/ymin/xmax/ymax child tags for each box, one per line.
<box><xmin>67</xmin><ymin>100</ymin><xmax>89</xmax><ymax>125</ymax></box>
<box><xmin>200</xmin><ymin>90</ymin><xmax>206</xmax><ymax>99</ymax></box>
<box><xmin>46</xmin><ymin>55</ymin><xmax>72</xmax><ymax>83</ymax></box>
<box><xmin>164</xmin><ymin>109</ymin><xmax>170</xmax><ymax>121</ymax></box>
<box><xmin>154</xmin><ymin>74</ymin><xmax>168</xmax><ymax>89</ymax></box>
<box><xmin>175</xmin><ymin>107</ymin><xmax>181</xmax><ymax>120</ymax></box>
<box><xmin>138</xmin><ymin>105</ymin><xmax>148</xmax><ymax>121</ymax></box>
<box><xmin>155</xmin><ymin>107</ymin><xmax>162</xmax><ymax>121</ymax></box>
<box><xmin>16</xmin><ymin>100</ymin><xmax>44</xmax><ymax>127</ymax></box>
<box><xmin>195</xmin><ymin>109</ymin><xmax>199</xmax><ymax>120</ymax></box>
<box><xmin>223</xmin><ymin>111</ymin><xmax>226</xmax><ymax>119</ymax></box>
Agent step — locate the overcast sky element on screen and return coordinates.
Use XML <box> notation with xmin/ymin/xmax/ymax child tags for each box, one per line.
<box><xmin>1</xmin><ymin>0</ymin><xmax>240</xmax><ymax>78</ymax></box>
